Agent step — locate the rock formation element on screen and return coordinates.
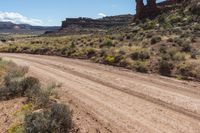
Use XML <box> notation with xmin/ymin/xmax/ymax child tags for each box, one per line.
<box><xmin>135</xmin><ymin>0</ymin><xmax>145</xmax><ymax>19</ymax></box>
<box><xmin>135</xmin><ymin>0</ymin><xmax>159</xmax><ymax>19</ymax></box>
<box><xmin>135</xmin><ymin>0</ymin><xmax>184</xmax><ymax>19</ymax></box>
<box><xmin>60</xmin><ymin>15</ymin><xmax>133</xmax><ymax>34</ymax></box>
<box><xmin>147</xmin><ymin>0</ymin><xmax>157</xmax><ymax>8</ymax></box>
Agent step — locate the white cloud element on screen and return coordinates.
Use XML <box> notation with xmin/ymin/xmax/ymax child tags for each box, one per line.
<box><xmin>98</xmin><ymin>13</ymin><xmax>106</xmax><ymax>17</ymax></box>
<box><xmin>112</xmin><ymin>4</ymin><xmax>117</xmax><ymax>8</ymax></box>
<box><xmin>0</xmin><ymin>12</ymin><xmax>43</xmax><ymax>26</ymax></box>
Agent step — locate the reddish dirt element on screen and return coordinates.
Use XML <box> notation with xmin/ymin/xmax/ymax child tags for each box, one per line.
<box><xmin>0</xmin><ymin>98</ymin><xmax>25</xmax><ymax>133</ymax></box>
<box><xmin>1</xmin><ymin>53</ymin><xmax>200</xmax><ymax>133</ymax></box>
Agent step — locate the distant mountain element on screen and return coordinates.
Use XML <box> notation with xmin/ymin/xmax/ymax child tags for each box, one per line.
<box><xmin>0</xmin><ymin>22</ymin><xmax>60</xmax><ymax>34</ymax></box>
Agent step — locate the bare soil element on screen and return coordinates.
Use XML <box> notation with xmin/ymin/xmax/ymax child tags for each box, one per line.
<box><xmin>0</xmin><ymin>98</ymin><xmax>25</xmax><ymax>133</ymax></box>
<box><xmin>1</xmin><ymin>53</ymin><xmax>200</xmax><ymax>133</ymax></box>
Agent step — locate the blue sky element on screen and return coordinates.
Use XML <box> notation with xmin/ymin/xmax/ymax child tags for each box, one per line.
<box><xmin>0</xmin><ymin>0</ymin><xmax>164</xmax><ymax>26</ymax></box>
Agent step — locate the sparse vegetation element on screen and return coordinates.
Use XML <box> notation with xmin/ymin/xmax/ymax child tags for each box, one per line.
<box><xmin>151</xmin><ymin>36</ymin><xmax>161</xmax><ymax>44</ymax></box>
<box><xmin>130</xmin><ymin>48</ymin><xmax>150</xmax><ymax>61</ymax></box>
<box><xmin>0</xmin><ymin>0</ymin><xmax>199</xmax><ymax>81</ymax></box>
<box><xmin>24</xmin><ymin>103</ymin><xmax>72</xmax><ymax>133</ymax></box>
<box><xmin>0</xmin><ymin>60</ymin><xmax>73</xmax><ymax>133</ymax></box>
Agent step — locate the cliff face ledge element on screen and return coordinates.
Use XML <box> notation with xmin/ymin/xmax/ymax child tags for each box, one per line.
<box><xmin>61</xmin><ymin>14</ymin><xmax>133</xmax><ymax>30</ymax></box>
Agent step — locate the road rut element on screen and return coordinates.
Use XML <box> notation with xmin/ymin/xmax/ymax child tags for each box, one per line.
<box><xmin>1</xmin><ymin>53</ymin><xmax>200</xmax><ymax>133</ymax></box>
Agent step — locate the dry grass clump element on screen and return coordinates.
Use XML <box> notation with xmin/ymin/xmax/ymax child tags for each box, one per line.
<box><xmin>0</xmin><ymin>60</ymin><xmax>73</xmax><ymax>133</ymax></box>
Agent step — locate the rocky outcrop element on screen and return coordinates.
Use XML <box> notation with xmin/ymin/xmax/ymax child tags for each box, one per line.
<box><xmin>59</xmin><ymin>15</ymin><xmax>133</xmax><ymax>34</ymax></box>
<box><xmin>135</xmin><ymin>0</ymin><xmax>159</xmax><ymax>19</ymax></box>
<box><xmin>135</xmin><ymin>0</ymin><xmax>145</xmax><ymax>19</ymax></box>
<box><xmin>135</xmin><ymin>0</ymin><xmax>184</xmax><ymax>19</ymax></box>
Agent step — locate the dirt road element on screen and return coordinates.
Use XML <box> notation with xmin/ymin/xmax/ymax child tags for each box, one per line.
<box><xmin>1</xmin><ymin>53</ymin><xmax>200</xmax><ymax>133</ymax></box>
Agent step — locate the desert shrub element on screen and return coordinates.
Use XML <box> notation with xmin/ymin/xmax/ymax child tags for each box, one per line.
<box><xmin>24</xmin><ymin>103</ymin><xmax>72</xmax><ymax>133</ymax></box>
<box><xmin>61</xmin><ymin>45</ymin><xmax>76</xmax><ymax>57</ymax></box>
<box><xmin>8</xmin><ymin>123</ymin><xmax>24</xmax><ymax>133</ymax></box>
<box><xmin>168</xmin><ymin>48</ymin><xmax>177</xmax><ymax>57</ymax></box>
<box><xmin>161</xmin><ymin>53</ymin><xmax>171</xmax><ymax>61</ymax></box>
<box><xmin>35</xmin><ymin>47</ymin><xmax>49</xmax><ymax>54</ymax></box>
<box><xmin>0</xmin><ymin>63</ymin><xmax>29</xmax><ymax>100</ymax></box>
<box><xmin>174</xmin><ymin>37</ymin><xmax>184</xmax><ymax>45</ymax></box>
<box><xmin>159</xmin><ymin>45</ymin><xmax>167</xmax><ymax>54</ymax></box>
<box><xmin>163</xmin><ymin>21</ymin><xmax>172</xmax><ymax>29</ymax></box>
<box><xmin>158</xmin><ymin>14</ymin><xmax>166</xmax><ymax>23</ymax></box>
<box><xmin>191</xmin><ymin>51</ymin><xmax>199</xmax><ymax>59</ymax></box>
<box><xmin>24</xmin><ymin>78</ymin><xmax>56</xmax><ymax>108</ymax></box>
<box><xmin>146</xmin><ymin>33</ymin><xmax>153</xmax><ymax>38</ymax></box>
<box><xmin>172</xmin><ymin>52</ymin><xmax>186</xmax><ymax>61</ymax></box>
<box><xmin>48</xmin><ymin>103</ymin><xmax>72</xmax><ymax>132</ymax></box>
<box><xmin>143</xmin><ymin>20</ymin><xmax>156</xmax><ymax>30</ymax></box>
<box><xmin>167</xmin><ymin>38</ymin><xmax>174</xmax><ymax>42</ymax></box>
<box><xmin>191</xmin><ymin>53</ymin><xmax>197</xmax><ymax>59</ymax></box>
<box><xmin>1</xmin><ymin>39</ymin><xmax>7</xmax><ymax>43</ymax></box>
<box><xmin>118</xmin><ymin>59</ymin><xmax>130</xmax><ymax>67</ymax></box>
<box><xmin>181</xmin><ymin>43</ymin><xmax>192</xmax><ymax>52</ymax></box>
<box><xmin>0</xmin><ymin>77</ymin><xmax>24</xmax><ymax>100</ymax></box>
<box><xmin>0</xmin><ymin>60</ymin><xmax>72</xmax><ymax>132</ymax></box>
<box><xmin>5</xmin><ymin>62</ymin><xmax>28</xmax><ymax>78</ymax></box>
<box><xmin>23</xmin><ymin>78</ymin><xmax>46</xmax><ymax>107</ymax></box>
<box><xmin>159</xmin><ymin>60</ymin><xmax>174</xmax><ymax>76</ymax></box>
<box><xmin>151</xmin><ymin>36</ymin><xmax>162</xmax><ymax>44</ymax></box>
<box><xmin>190</xmin><ymin>36</ymin><xmax>197</xmax><ymax>43</ymax></box>
<box><xmin>86</xmin><ymin>48</ymin><xmax>97</xmax><ymax>58</ymax></box>
<box><xmin>162</xmin><ymin>48</ymin><xmax>185</xmax><ymax>61</ymax></box>
<box><xmin>101</xmin><ymin>39</ymin><xmax>113</xmax><ymax>47</ymax></box>
<box><xmin>188</xmin><ymin>62</ymin><xmax>200</xmax><ymax>81</ymax></box>
<box><xmin>168</xmin><ymin>14</ymin><xmax>182</xmax><ymax>24</ymax></box>
<box><xmin>177</xmin><ymin>63</ymin><xmax>193</xmax><ymax>79</ymax></box>
<box><xmin>24</xmin><ymin>111</ymin><xmax>49</xmax><ymax>133</ymax></box>
<box><xmin>132</xmin><ymin>61</ymin><xmax>148</xmax><ymax>73</ymax></box>
<box><xmin>130</xmin><ymin>49</ymin><xmax>150</xmax><ymax>61</ymax></box>
<box><xmin>104</xmin><ymin>55</ymin><xmax>115</xmax><ymax>64</ymax></box>
<box><xmin>0</xmin><ymin>62</ymin><xmax>51</xmax><ymax>107</ymax></box>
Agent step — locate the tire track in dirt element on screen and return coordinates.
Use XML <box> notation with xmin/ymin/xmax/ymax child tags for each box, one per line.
<box><xmin>1</xmin><ymin>53</ymin><xmax>200</xmax><ymax>133</ymax></box>
<box><xmin>4</xmin><ymin>54</ymin><xmax>200</xmax><ymax>120</ymax></box>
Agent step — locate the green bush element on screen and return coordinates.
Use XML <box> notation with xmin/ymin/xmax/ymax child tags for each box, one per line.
<box><xmin>24</xmin><ymin>111</ymin><xmax>49</xmax><ymax>133</ymax></box>
<box><xmin>168</xmin><ymin>14</ymin><xmax>182</xmax><ymax>24</ymax></box>
<box><xmin>143</xmin><ymin>20</ymin><xmax>156</xmax><ymax>30</ymax></box>
<box><xmin>101</xmin><ymin>39</ymin><xmax>113</xmax><ymax>47</ymax></box>
<box><xmin>8</xmin><ymin>123</ymin><xmax>24</xmax><ymax>133</ymax></box>
<box><xmin>162</xmin><ymin>48</ymin><xmax>185</xmax><ymax>61</ymax></box>
<box><xmin>0</xmin><ymin>60</ymin><xmax>72</xmax><ymax>132</ymax></box>
<box><xmin>0</xmin><ymin>63</ymin><xmax>29</xmax><ymax>100</ymax></box>
<box><xmin>24</xmin><ymin>103</ymin><xmax>72</xmax><ymax>133</ymax></box>
<box><xmin>172</xmin><ymin>52</ymin><xmax>185</xmax><ymax>61</ymax></box>
<box><xmin>104</xmin><ymin>55</ymin><xmax>115</xmax><ymax>64</ymax></box>
<box><xmin>132</xmin><ymin>61</ymin><xmax>148</xmax><ymax>73</ymax></box>
<box><xmin>23</xmin><ymin>77</ymin><xmax>56</xmax><ymax>108</ymax></box>
<box><xmin>0</xmin><ymin>63</ymin><xmax>51</xmax><ymax>107</ymax></box>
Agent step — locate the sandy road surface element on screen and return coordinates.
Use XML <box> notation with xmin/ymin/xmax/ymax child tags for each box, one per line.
<box><xmin>1</xmin><ymin>53</ymin><xmax>200</xmax><ymax>133</ymax></box>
